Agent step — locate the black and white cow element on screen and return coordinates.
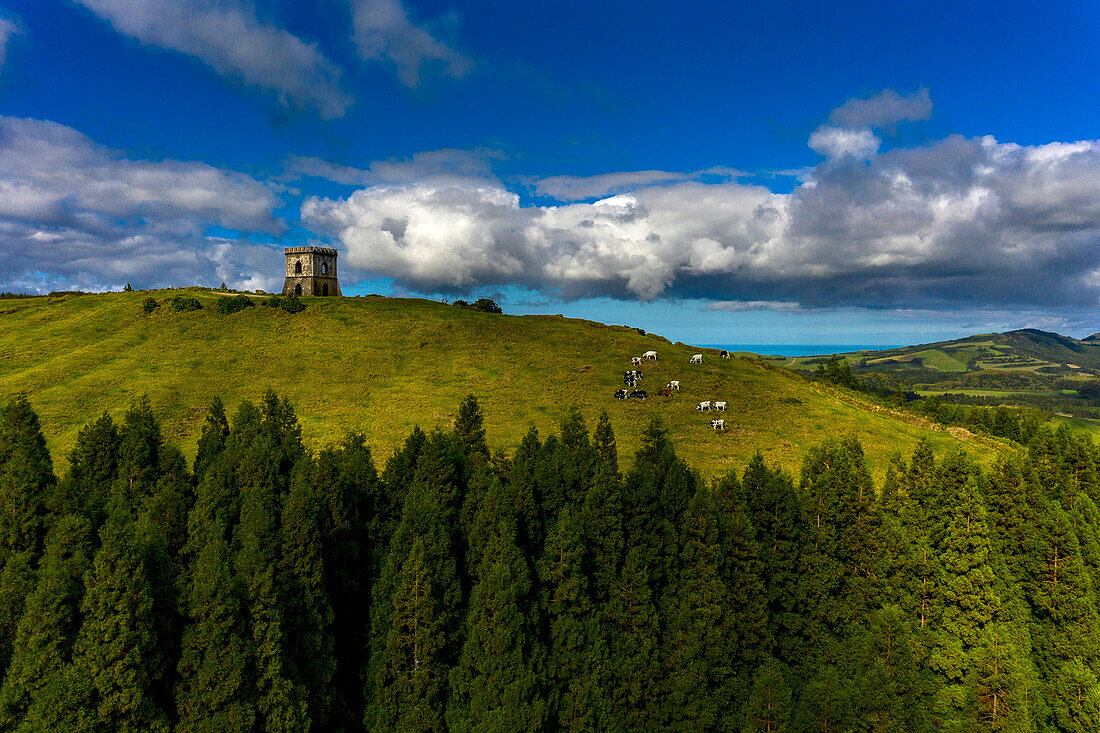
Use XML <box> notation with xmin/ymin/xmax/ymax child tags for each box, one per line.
<box><xmin>631</xmin><ymin>356</ymin><xmax>642</xmax><ymax>366</ymax></box>
<box><xmin>667</xmin><ymin>380</ymin><xmax>680</xmax><ymax>390</ymax></box>
<box><xmin>720</xmin><ymin>350</ymin><xmax>730</xmax><ymax>359</ymax></box>
<box><xmin>709</xmin><ymin>418</ymin><xmax>725</xmax><ymax>430</ymax></box>
<box><xmin>713</xmin><ymin>401</ymin><xmax>727</xmax><ymax>411</ymax></box>
<box><xmin>690</xmin><ymin>354</ymin><xmax>703</xmax><ymax>364</ymax></box>
<box><xmin>643</xmin><ymin>350</ymin><xmax>658</xmax><ymax>361</ymax></box>
<box><xmin>696</xmin><ymin>400</ymin><xmax>711</xmax><ymax>411</ymax></box>
<box><xmin>614</xmin><ymin>389</ymin><xmax>628</xmax><ymax>399</ymax></box>
<box><xmin>630</xmin><ymin>390</ymin><xmax>647</xmax><ymax>400</ymax></box>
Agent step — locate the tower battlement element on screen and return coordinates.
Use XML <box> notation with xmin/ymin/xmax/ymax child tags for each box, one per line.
<box><xmin>282</xmin><ymin>247</ymin><xmax>341</xmax><ymax>297</ymax></box>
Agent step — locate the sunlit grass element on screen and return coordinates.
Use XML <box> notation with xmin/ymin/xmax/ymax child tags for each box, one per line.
<box><xmin>0</xmin><ymin>290</ymin><xmax>1004</xmax><ymax>480</ymax></box>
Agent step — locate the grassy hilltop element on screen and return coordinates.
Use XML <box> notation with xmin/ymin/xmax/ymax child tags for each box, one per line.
<box><xmin>0</xmin><ymin>289</ymin><xmax>1005</xmax><ymax>478</ymax></box>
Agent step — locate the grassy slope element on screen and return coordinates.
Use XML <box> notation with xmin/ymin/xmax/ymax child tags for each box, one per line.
<box><xmin>0</xmin><ymin>290</ymin><xmax>1004</xmax><ymax>480</ymax></box>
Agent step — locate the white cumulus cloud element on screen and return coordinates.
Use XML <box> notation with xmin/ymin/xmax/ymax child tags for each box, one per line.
<box><xmin>808</xmin><ymin>126</ymin><xmax>881</xmax><ymax>160</ymax></box>
<box><xmin>0</xmin><ymin>116</ymin><xmax>283</xmax><ymax>292</ymax></box>
<box><xmin>352</xmin><ymin>0</ymin><xmax>471</xmax><ymax>87</ymax></box>
<box><xmin>829</xmin><ymin>88</ymin><xmax>933</xmax><ymax>130</ymax></box>
<box><xmin>74</xmin><ymin>0</ymin><xmax>351</xmax><ymax>118</ymax></box>
<box><xmin>302</xmin><ymin>131</ymin><xmax>1100</xmax><ymax>309</ymax></box>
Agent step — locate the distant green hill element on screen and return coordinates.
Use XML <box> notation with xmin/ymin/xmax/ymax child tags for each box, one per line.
<box><xmin>0</xmin><ymin>290</ymin><xmax>1004</xmax><ymax>479</ymax></box>
<box><xmin>759</xmin><ymin>328</ymin><xmax>1100</xmax><ymax>418</ymax></box>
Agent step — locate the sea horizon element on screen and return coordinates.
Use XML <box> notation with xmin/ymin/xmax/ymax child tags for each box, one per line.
<box><xmin>700</xmin><ymin>344</ymin><xmax>906</xmax><ymax>357</ymax></box>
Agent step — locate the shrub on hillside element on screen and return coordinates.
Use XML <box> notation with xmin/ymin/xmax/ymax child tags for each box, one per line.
<box><xmin>453</xmin><ymin>297</ymin><xmax>503</xmax><ymax>314</ymax></box>
<box><xmin>169</xmin><ymin>295</ymin><xmax>203</xmax><ymax>312</ymax></box>
<box><xmin>280</xmin><ymin>296</ymin><xmax>305</xmax><ymax>313</ymax></box>
<box><xmin>262</xmin><ymin>295</ymin><xmax>306</xmax><ymax>313</ymax></box>
<box><xmin>142</xmin><ymin>297</ymin><xmax>160</xmax><ymax>314</ymax></box>
<box><xmin>215</xmin><ymin>295</ymin><xmax>255</xmax><ymax>314</ymax></box>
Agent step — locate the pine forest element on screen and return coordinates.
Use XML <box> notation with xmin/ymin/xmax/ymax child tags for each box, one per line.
<box><xmin>1</xmin><ymin>391</ymin><xmax>1099</xmax><ymax>732</ymax></box>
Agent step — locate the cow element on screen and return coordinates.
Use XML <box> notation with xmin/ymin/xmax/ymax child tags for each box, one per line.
<box><xmin>709</xmin><ymin>418</ymin><xmax>725</xmax><ymax>430</ymax></box>
<box><xmin>690</xmin><ymin>354</ymin><xmax>703</xmax><ymax>364</ymax></box>
<box><xmin>720</xmin><ymin>350</ymin><xmax>730</xmax><ymax>359</ymax></box>
<box><xmin>696</xmin><ymin>401</ymin><xmax>711</xmax><ymax>411</ymax></box>
<box><xmin>614</xmin><ymin>389</ymin><xmax>628</xmax><ymax>399</ymax></box>
<box><xmin>631</xmin><ymin>356</ymin><xmax>642</xmax><ymax>366</ymax></box>
<box><xmin>643</xmin><ymin>350</ymin><xmax>658</xmax><ymax>361</ymax></box>
<box><xmin>630</xmin><ymin>390</ymin><xmax>647</xmax><ymax>400</ymax></box>
<box><xmin>667</xmin><ymin>380</ymin><xmax>680</xmax><ymax>390</ymax></box>
<box><xmin>713</xmin><ymin>401</ymin><xmax>727</xmax><ymax>411</ymax></box>
<box><xmin>658</xmin><ymin>389</ymin><xmax>673</xmax><ymax>397</ymax></box>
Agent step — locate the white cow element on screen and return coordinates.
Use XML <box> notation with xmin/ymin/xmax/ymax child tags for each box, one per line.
<box><xmin>709</xmin><ymin>418</ymin><xmax>725</xmax><ymax>430</ymax></box>
<box><xmin>713</xmin><ymin>401</ymin><xmax>727</xmax><ymax>411</ymax></box>
<box><xmin>631</xmin><ymin>356</ymin><xmax>642</xmax><ymax>366</ymax></box>
<box><xmin>690</xmin><ymin>354</ymin><xmax>703</xmax><ymax>364</ymax></box>
<box><xmin>667</xmin><ymin>380</ymin><xmax>680</xmax><ymax>390</ymax></box>
<box><xmin>696</xmin><ymin>401</ymin><xmax>711</xmax><ymax>411</ymax></box>
<box><xmin>643</xmin><ymin>350</ymin><xmax>658</xmax><ymax>361</ymax></box>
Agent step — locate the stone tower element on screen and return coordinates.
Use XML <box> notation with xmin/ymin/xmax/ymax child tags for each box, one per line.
<box><xmin>282</xmin><ymin>246</ymin><xmax>341</xmax><ymax>297</ymax></box>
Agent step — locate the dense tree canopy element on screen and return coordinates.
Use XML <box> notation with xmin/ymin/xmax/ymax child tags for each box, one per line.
<box><xmin>0</xmin><ymin>393</ymin><xmax>1098</xmax><ymax>731</ymax></box>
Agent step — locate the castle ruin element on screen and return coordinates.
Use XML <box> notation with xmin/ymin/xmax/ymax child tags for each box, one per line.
<box><xmin>282</xmin><ymin>246</ymin><xmax>341</xmax><ymax>297</ymax></box>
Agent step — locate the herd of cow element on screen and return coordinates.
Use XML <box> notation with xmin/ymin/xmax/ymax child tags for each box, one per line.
<box><xmin>613</xmin><ymin>348</ymin><xmax>732</xmax><ymax>430</ymax></box>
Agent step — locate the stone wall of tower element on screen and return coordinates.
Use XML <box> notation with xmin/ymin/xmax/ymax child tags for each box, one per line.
<box><xmin>282</xmin><ymin>246</ymin><xmax>341</xmax><ymax>297</ymax></box>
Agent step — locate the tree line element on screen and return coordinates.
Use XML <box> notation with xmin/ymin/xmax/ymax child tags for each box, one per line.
<box><xmin>0</xmin><ymin>392</ymin><xmax>1098</xmax><ymax>731</ymax></box>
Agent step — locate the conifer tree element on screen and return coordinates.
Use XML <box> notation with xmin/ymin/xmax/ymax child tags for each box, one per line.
<box><xmin>603</xmin><ymin>546</ymin><xmax>662</xmax><ymax>732</ymax></box>
<box><xmin>969</xmin><ymin>631</ymin><xmax>1034</xmax><ymax>732</ymax></box>
<box><xmin>192</xmin><ymin>397</ymin><xmax>229</xmax><ymax>483</ymax></box>
<box><xmin>369</xmin><ymin>538</ymin><xmax>450</xmax><ymax>733</ymax></box>
<box><xmin>738</xmin><ymin>453</ymin><xmax>807</xmax><ymax>663</ymax></box>
<box><xmin>114</xmin><ymin>396</ymin><xmax>163</xmax><ymax>507</ymax></box>
<box><xmin>664</xmin><ymin>486</ymin><xmax>748</xmax><ymax>731</ymax></box>
<box><xmin>174</xmin><ymin>529</ymin><xmax>256</xmax><ymax>732</ymax></box>
<box><xmin>447</xmin><ymin>482</ymin><xmax>545</xmax><ymax>733</ymax></box>
<box><xmin>365</xmin><ymin>435</ymin><xmax>463</xmax><ymax>731</ymax></box>
<box><xmin>742</xmin><ymin>657</ymin><xmax>792</xmax><ymax>733</ymax></box>
<box><xmin>280</xmin><ymin>460</ymin><xmax>336</xmax><ymax>727</ymax></box>
<box><xmin>318</xmin><ymin>433</ymin><xmax>379</xmax><ymax>731</ymax></box>
<box><xmin>847</xmin><ymin>605</ymin><xmax>932</xmax><ymax>732</ymax></box>
<box><xmin>234</xmin><ymin>449</ymin><xmax>307</xmax><ymax>732</ymax></box>
<box><xmin>380</xmin><ymin>425</ymin><xmax>427</xmax><ymax>515</ymax></box>
<box><xmin>794</xmin><ymin>664</ymin><xmax>852</xmax><ymax>733</ymax></box>
<box><xmin>507</xmin><ymin>427</ymin><xmax>544</xmax><ymax>558</ymax></box>
<box><xmin>68</xmin><ymin>512</ymin><xmax>169</xmax><ymax>731</ymax></box>
<box><xmin>454</xmin><ymin>394</ymin><xmax>488</xmax><ymax>460</ymax></box>
<box><xmin>58</xmin><ymin>412</ymin><xmax>119</xmax><ymax>523</ymax></box>
<box><xmin>580</xmin><ymin>455</ymin><xmax>625</xmax><ymax>600</ymax></box>
<box><xmin>0</xmin><ymin>396</ymin><xmax>53</xmax><ymax>676</ymax></box>
<box><xmin>539</xmin><ymin>504</ymin><xmax>605</xmax><ymax>731</ymax></box>
<box><xmin>1051</xmin><ymin>658</ymin><xmax>1100</xmax><ymax>732</ymax></box>
<box><xmin>0</xmin><ymin>515</ymin><xmax>92</xmax><ymax>728</ymax></box>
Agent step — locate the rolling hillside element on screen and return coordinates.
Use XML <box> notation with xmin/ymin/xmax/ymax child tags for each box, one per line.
<box><xmin>0</xmin><ymin>290</ymin><xmax>1005</xmax><ymax>479</ymax></box>
<box><xmin>758</xmin><ymin>328</ymin><xmax>1100</xmax><ymax>418</ymax></box>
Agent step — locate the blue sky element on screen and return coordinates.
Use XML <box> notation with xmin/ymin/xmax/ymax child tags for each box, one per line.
<box><xmin>0</xmin><ymin>0</ymin><xmax>1098</xmax><ymax>346</ymax></box>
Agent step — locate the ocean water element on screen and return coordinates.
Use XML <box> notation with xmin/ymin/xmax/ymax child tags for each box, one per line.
<box><xmin>700</xmin><ymin>344</ymin><xmax>905</xmax><ymax>357</ymax></box>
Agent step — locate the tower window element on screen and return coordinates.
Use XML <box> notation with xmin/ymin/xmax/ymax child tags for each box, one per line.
<box><xmin>294</xmin><ymin>260</ymin><xmax>302</xmax><ymax>274</ymax></box>
<box><xmin>322</xmin><ymin>261</ymin><xmax>328</xmax><ymax>275</ymax></box>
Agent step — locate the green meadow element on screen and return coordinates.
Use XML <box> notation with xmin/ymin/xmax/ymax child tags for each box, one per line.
<box><xmin>0</xmin><ymin>290</ymin><xmax>1005</xmax><ymax>479</ymax></box>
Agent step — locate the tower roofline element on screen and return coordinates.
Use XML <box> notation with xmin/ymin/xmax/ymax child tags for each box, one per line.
<box><xmin>284</xmin><ymin>246</ymin><xmax>338</xmax><ymax>256</ymax></box>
